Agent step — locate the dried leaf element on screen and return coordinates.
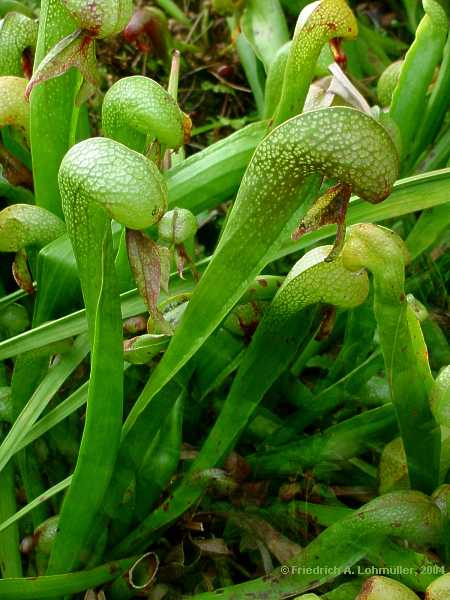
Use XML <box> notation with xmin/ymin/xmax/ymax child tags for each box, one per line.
<box><xmin>223</xmin><ymin>452</ymin><xmax>251</xmax><ymax>483</ymax></box>
<box><xmin>129</xmin><ymin>552</ymin><xmax>159</xmax><ymax>591</ymax></box>
<box><xmin>232</xmin><ymin>513</ymin><xmax>302</xmax><ymax>563</ymax></box>
<box><xmin>25</xmin><ymin>30</ymin><xmax>99</xmax><ymax>100</ymax></box>
<box><xmin>159</xmin><ymin>245</ymin><xmax>171</xmax><ymax>294</ymax></box>
<box><xmin>192</xmin><ymin>537</ymin><xmax>232</xmax><ymax>557</ymax></box>
<box><xmin>291</xmin><ymin>183</ymin><xmax>351</xmax><ymax>241</ymax></box>
<box><xmin>126</xmin><ymin>229</ymin><xmax>172</xmax><ymax>335</ymax></box>
<box><xmin>83</xmin><ymin>590</ymin><xmax>106</xmax><ymax>600</ymax></box>
<box><xmin>12</xmin><ymin>248</ymin><xmax>34</xmax><ymax>294</ymax></box>
<box><xmin>328</xmin><ymin>62</ymin><xmax>372</xmax><ymax>114</ymax></box>
<box><xmin>175</xmin><ymin>244</ymin><xmax>186</xmax><ymax>279</ymax></box>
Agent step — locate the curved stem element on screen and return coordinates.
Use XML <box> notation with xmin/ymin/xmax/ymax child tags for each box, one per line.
<box><xmin>46</xmin><ymin>136</ymin><xmax>167</xmax><ymax>573</ymax></box>
<box><xmin>342</xmin><ymin>223</ymin><xmax>441</xmax><ymax>493</ymax></box>
<box><xmin>271</xmin><ymin>0</ymin><xmax>358</xmax><ymax>126</ymax></box>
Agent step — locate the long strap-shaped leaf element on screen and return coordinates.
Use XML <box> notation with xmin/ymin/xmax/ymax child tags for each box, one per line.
<box><xmin>271</xmin><ymin>0</ymin><xmax>357</xmax><ymax>125</ymax></box>
<box><xmin>389</xmin><ymin>0</ymin><xmax>448</xmax><ymax>160</ymax></box>
<box><xmin>0</xmin><ymin>432</ymin><xmax>22</xmax><ymax>577</ymax></box>
<box><xmin>240</xmin><ymin>0</ymin><xmax>289</xmax><ymax>72</ymax></box>
<box><xmin>45</xmin><ymin>76</ymin><xmax>186</xmax><ymax>571</ymax></box>
<box><xmin>0</xmin><ymin>203</ymin><xmax>67</xmax><ymax>541</ymax></box>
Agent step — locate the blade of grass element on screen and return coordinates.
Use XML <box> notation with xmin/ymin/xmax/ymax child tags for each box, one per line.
<box><xmin>408</xmin><ymin>31</ymin><xmax>450</xmax><ymax>169</ymax></box>
<box><xmin>0</xmin><ymin>432</ymin><xmax>22</xmax><ymax>577</ymax></box>
<box><xmin>0</xmin><ymin>333</ymin><xmax>89</xmax><ymax>473</ymax></box>
<box><xmin>16</xmin><ymin>382</ymin><xmax>88</xmax><ymax>453</ymax></box>
<box><xmin>0</xmin><ymin>556</ymin><xmax>138</xmax><ymax>599</ymax></box>
<box><xmin>416</xmin><ymin>125</ymin><xmax>450</xmax><ymax>173</ymax></box>
<box><xmin>0</xmin><ymin>475</ymin><xmax>71</xmax><ymax>535</ymax></box>
<box><xmin>0</xmin><ymin>287</ymin><xmax>29</xmax><ymax>311</ymax></box>
<box><xmin>155</xmin><ymin>0</ymin><xmax>190</xmax><ymax>26</ymax></box>
<box><xmin>406</xmin><ymin>203</ymin><xmax>450</xmax><ymax>259</ymax></box>
<box><xmin>166</xmin><ymin>121</ymin><xmax>267</xmax><ymax>213</ymax></box>
<box><xmin>11</xmin><ymin>353</ymin><xmax>52</xmax><ymax>531</ymax></box>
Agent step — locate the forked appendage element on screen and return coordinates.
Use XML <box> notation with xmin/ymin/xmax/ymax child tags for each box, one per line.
<box><xmin>291</xmin><ymin>182</ymin><xmax>351</xmax><ymax>261</ymax></box>
<box><xmin>25</xmin><ymin>0</ymin><xmax>133</xmax><ymax>99</ymax></box>
<box><xmin>25</xmin><ymin>30</ymin><xmax>98</xmax><ymax>101</ymax></box>
<box><xmin>329</xmin><ymin>37</ymin><xmax>347</xmax><ymax>69</ymax></box>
